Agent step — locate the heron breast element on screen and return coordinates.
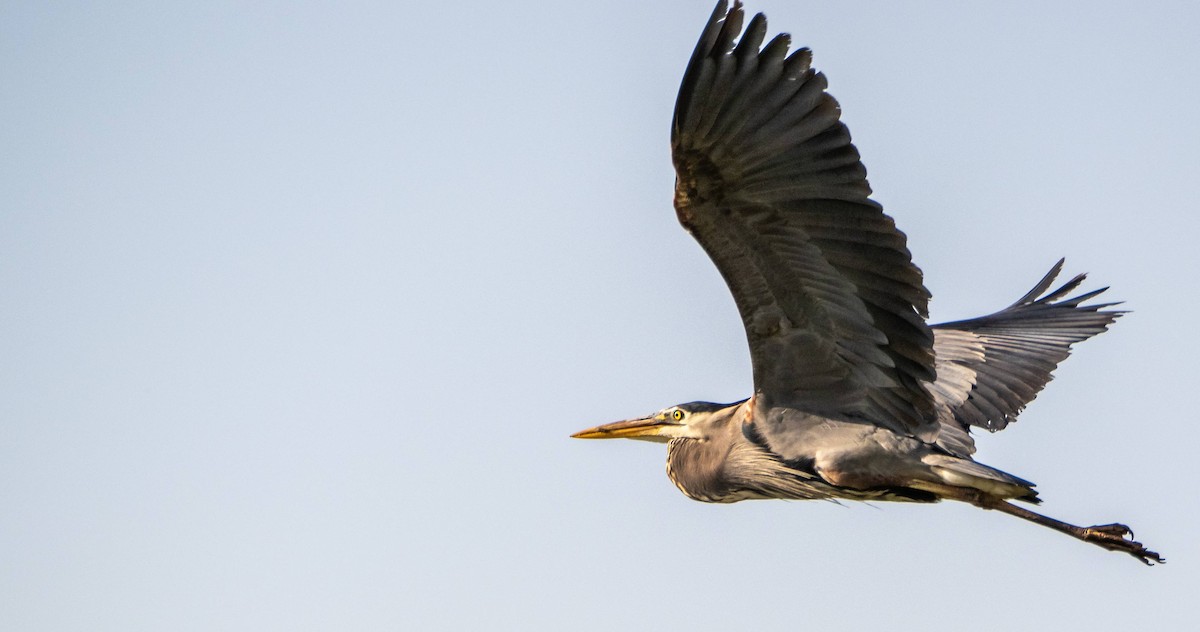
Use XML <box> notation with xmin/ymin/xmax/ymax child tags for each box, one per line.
<box><xmin>665</xmin><ymin>438</ymin><xmax>738</xmax><ymax>503</ymax></box>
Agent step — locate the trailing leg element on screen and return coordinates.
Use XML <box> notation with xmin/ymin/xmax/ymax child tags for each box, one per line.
<box><xmin>984</xmin><ymin>499</ymin><xmax>1164</xmax><ymax>566</ymax></box>
<box><xmin>908</xmin><ymin>480</ymin><xmax>1165</xmax><ymax>565</ymax></box>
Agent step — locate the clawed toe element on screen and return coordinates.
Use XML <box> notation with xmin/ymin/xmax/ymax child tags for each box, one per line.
<box><xmin>1082</xmin><ymin>523</ymin><xmax>1164</xmax><ymax>566</ymax></box>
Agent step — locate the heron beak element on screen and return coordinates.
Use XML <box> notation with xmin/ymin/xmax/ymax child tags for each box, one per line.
<box><xmin>571</xmin><ymin>415</ymin><xmax>672</xmax><ymax>440</ymax></box>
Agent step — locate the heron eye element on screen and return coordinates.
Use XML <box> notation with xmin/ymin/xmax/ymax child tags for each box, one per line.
<box><xmin>672</xmin><ymin>409</ymin><xmax>685</xmax><ymax>421</ymax></box>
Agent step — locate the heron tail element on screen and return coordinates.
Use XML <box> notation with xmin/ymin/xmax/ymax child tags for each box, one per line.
<box><xmin>921</xmin><ymin>454</ymin><xmax>1040</xmax><ymax>504</ymax></box>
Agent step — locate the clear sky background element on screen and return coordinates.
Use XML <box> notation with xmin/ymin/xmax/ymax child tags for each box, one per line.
<box><xmin>3</xmin><ymin>1</ymin><xmax>1198</xmax><ymax>629</ymax></box>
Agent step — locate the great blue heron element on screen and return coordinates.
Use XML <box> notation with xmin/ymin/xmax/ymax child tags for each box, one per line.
<box><xmin>571</xmin><ymin>1</ymin><xmax>1163</xmax><ymax>565</ymax></box>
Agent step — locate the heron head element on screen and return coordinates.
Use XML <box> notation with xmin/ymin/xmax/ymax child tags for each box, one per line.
<box><xmin>570</xmin><ymin>400</ymin><xmax>744</xmax><ymax>443</ymax></box>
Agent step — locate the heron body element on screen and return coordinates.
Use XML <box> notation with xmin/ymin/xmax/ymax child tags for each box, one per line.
<box><xmin>571</xmin><ymin>1</ymin><xmax>1163</xmax><ymax>564</ymax></box>
<box><xmin>662</xmin><ymin>400</ymin><xmax>956</xmax><ymax>505</ymax></box>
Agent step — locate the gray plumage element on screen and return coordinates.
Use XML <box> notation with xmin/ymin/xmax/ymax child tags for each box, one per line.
<box><xmin>929</xmin><ymin>259</ymin><xmax>1122</xmax><ymax>457</ymax></box>
<box><xmin>572</xmin><ymin>1</ymin><xmax>1162</xmax><ymax>565</ymax></box>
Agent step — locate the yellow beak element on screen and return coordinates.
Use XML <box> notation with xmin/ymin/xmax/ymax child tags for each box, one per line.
<box><xmin>570</xmin><ymin>414</ymin><xmax>671</xmax><ymax>440</ymax></box>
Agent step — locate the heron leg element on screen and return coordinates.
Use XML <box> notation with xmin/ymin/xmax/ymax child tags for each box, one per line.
<box><xmin>981</xmin><ymin>499</ymin><xmax>1164</xmax><ymax>565</ymax></box>
<box><xmin>907</xmin><ymin>480</ymin><xmax>1164</xmax><ymax>565</ymax></box>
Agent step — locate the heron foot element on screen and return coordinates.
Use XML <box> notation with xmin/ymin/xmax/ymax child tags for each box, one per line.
<box><xmin>1082</xmin><ymin>523</ymin><xmax>1165</xmax><ymax>566</ymax></box>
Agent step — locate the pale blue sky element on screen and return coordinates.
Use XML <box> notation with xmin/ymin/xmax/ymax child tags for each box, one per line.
<box><xmin>3</xmin><ymin>1</ymin><xmax>1198</xmax><ymax>630</ymax></box>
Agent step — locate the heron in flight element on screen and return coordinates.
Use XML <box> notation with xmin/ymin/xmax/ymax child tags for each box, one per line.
<box><xmin>571</xmin><ymin>1</ymin><xmax>1163</xmax><ymax>565</ymax></box>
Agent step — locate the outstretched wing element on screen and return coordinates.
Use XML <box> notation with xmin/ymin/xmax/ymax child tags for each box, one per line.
<box><xmin>672</xmin><ymin>1</ymin><xmax>935</xmax><ymax>437</ymax></box>
<box><xmin>929</xmin><ymin>260</ymin><xmax>1123</xmax><ymax>456</ymax></box>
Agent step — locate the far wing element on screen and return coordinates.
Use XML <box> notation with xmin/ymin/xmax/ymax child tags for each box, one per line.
<box><xmin>672</xmin><ymin>2</ymin><xmax>936</xmax><ymax>437</ymax></box>
<box><xmin>929</xmin><ymin>260</ymin><xmax>1123</xmax><ymax>456</ymax></box>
